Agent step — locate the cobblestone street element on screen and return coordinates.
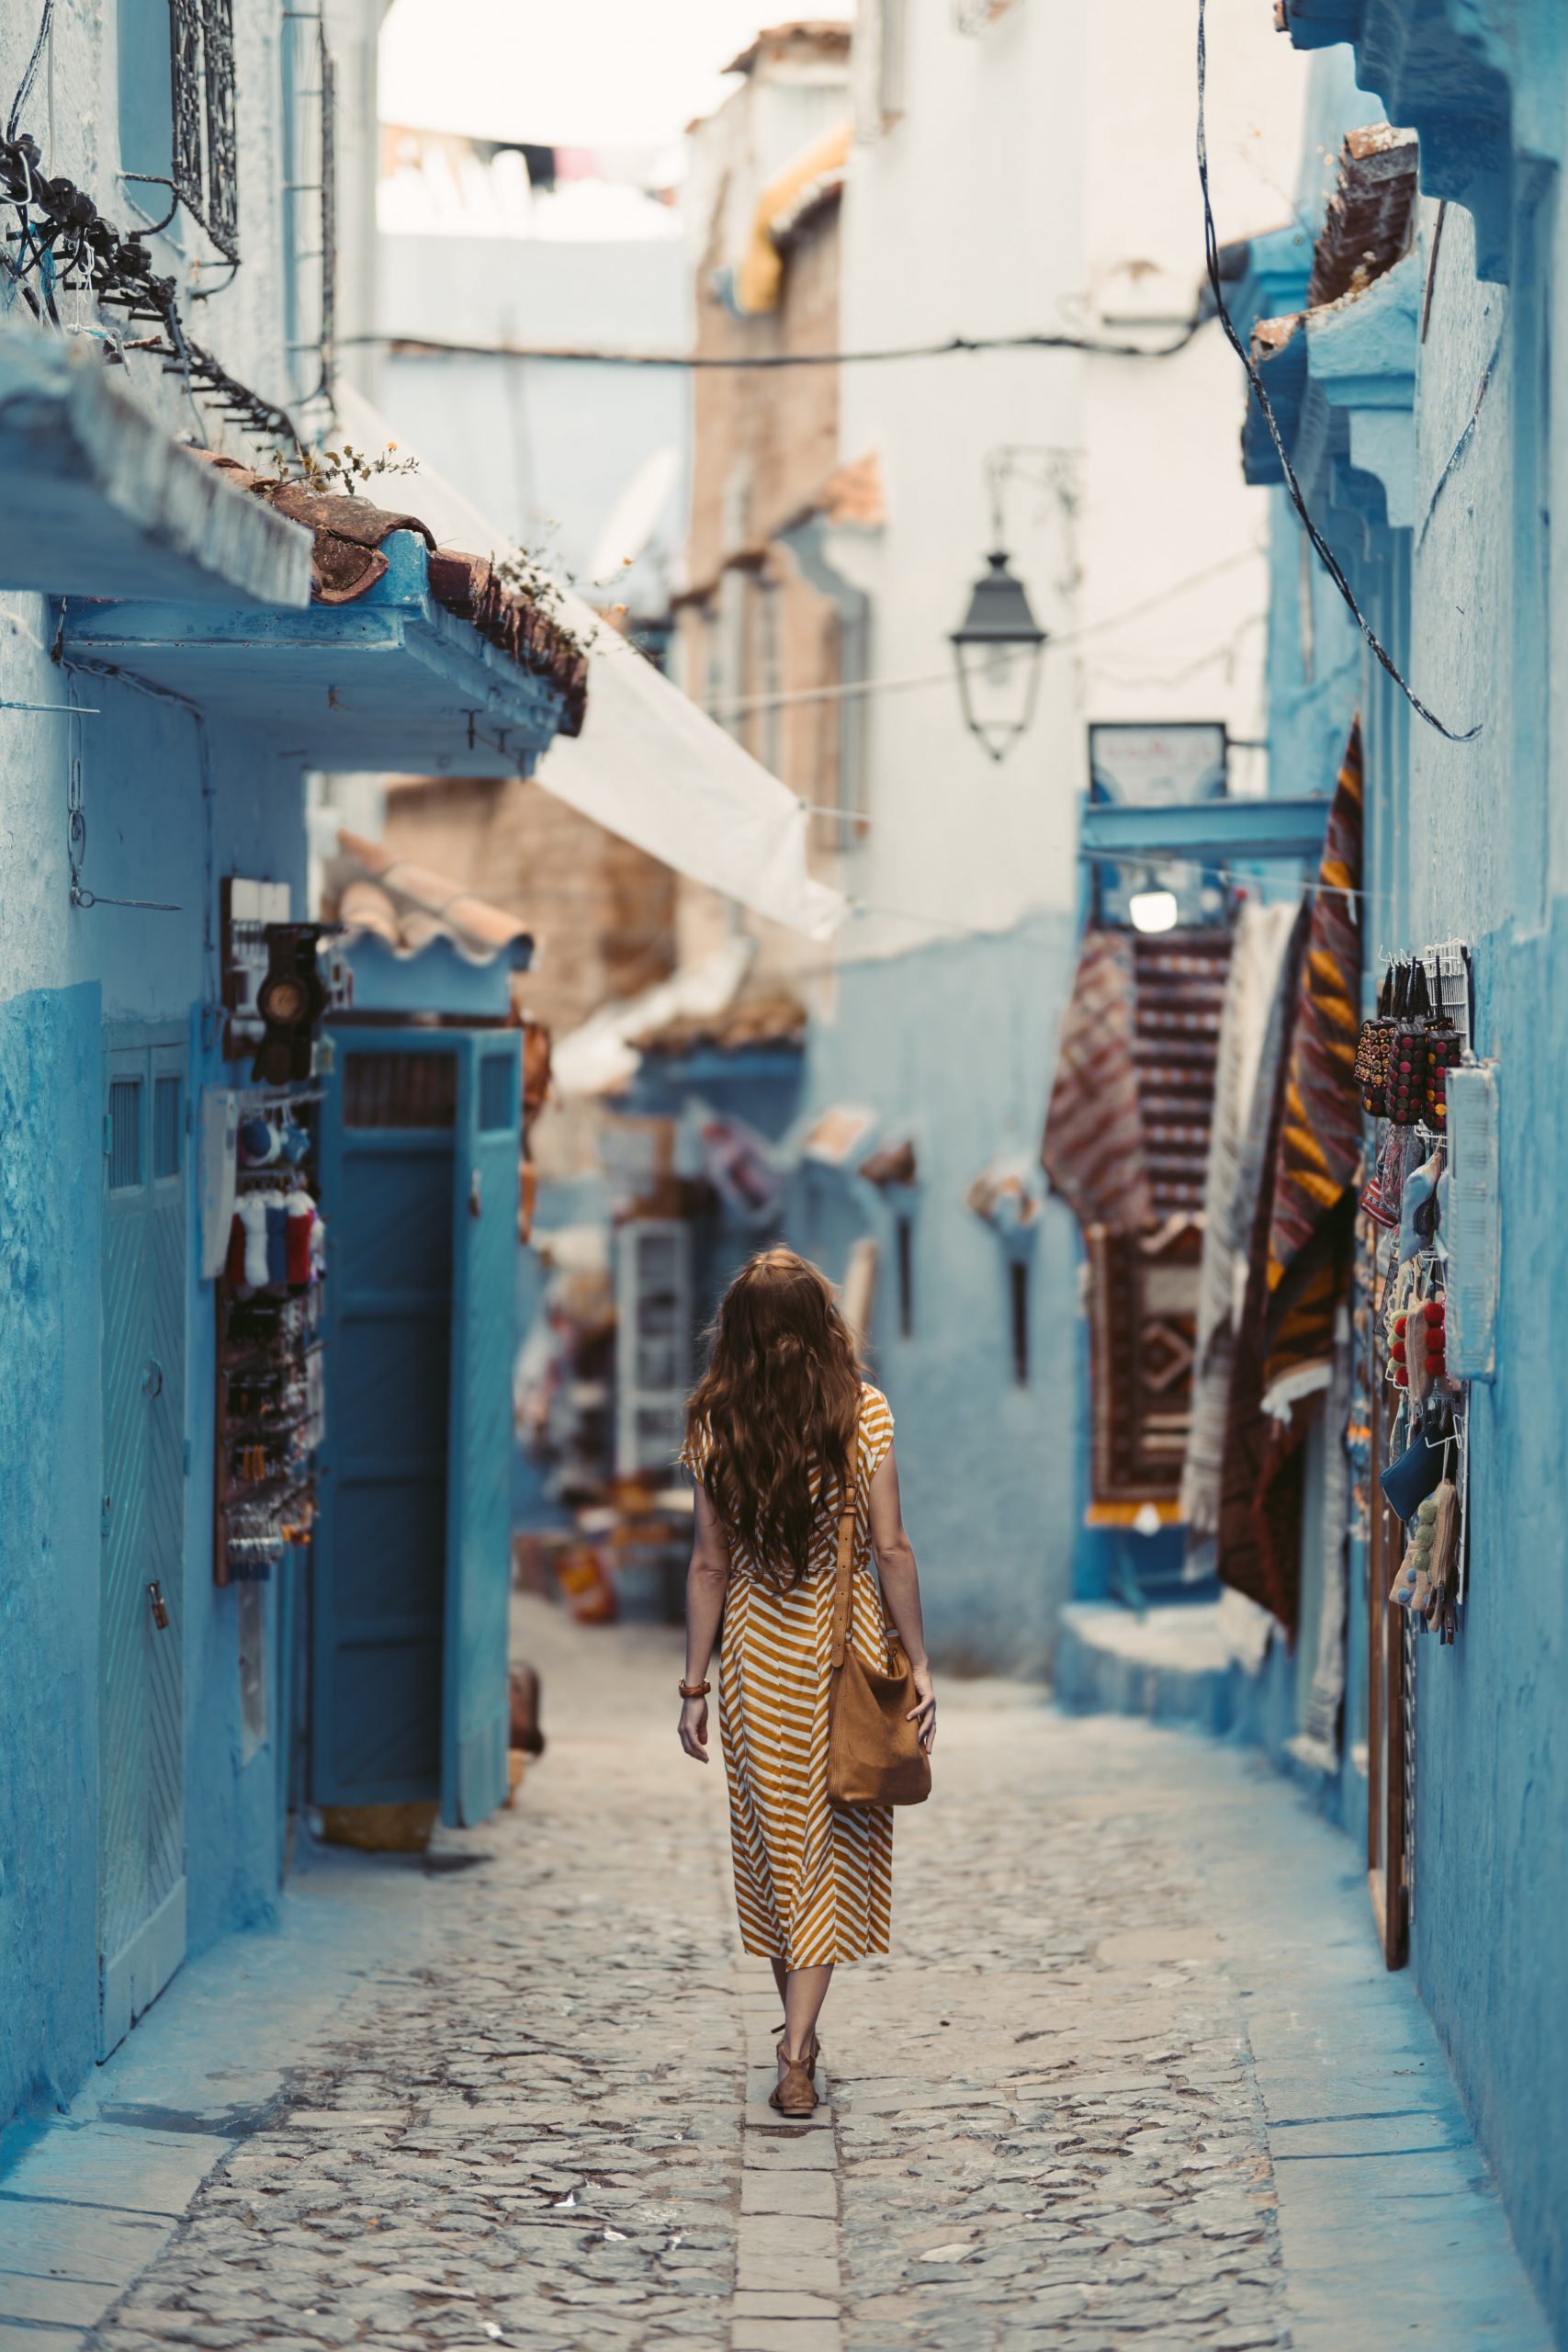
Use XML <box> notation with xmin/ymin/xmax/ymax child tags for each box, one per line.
<box><xmin>26</xmin><ymin>1599</ymin><xmax>1543</xmax><ymax>2352</ymax></box>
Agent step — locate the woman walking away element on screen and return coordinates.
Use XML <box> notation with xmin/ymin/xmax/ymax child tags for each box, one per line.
<box><xmin>677</xmin><ymin>1248</ymin><xmax>936</xmax><ymax>2116</ymax></box>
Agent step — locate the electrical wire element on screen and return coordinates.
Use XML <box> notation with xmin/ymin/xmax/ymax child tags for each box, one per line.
<box><xmin>349</xmin><ymin>317</ymin><xmax>1206</xmax><ymax>370</ymax></box>
<box><xmin>0</xmin><ymin>129</ymin><xmax>300</xmax><ymax>445</ymax></box>
<box><xmin>6</xmin><ymin>0</ymin><xmax>52</xmax><ymax>141</ymax></box>
<box><xmin>1195</xmin><ymin>0</ymin><xmax>1478</xmax><ymax>744</ymax></box>
<box><xmin>709</xmin><ymin>542</ymin><xmax>1266</xmax><ymax>719</ymax></box>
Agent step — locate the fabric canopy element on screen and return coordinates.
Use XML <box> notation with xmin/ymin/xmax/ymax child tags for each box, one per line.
<box><xmin>334</xmin><ymin>387</ymin><xmax>843</xmax><ymax>942</ymax></box>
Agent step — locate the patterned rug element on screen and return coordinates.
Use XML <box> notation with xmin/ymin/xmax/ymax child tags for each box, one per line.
<box><xmin>1044</xmin><ymin>928</ymin><xmax>1232</xmax><ymax>1523</ymax></box>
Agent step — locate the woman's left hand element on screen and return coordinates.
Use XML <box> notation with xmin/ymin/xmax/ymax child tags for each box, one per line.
<box><xmin>679</xmin><ymin>1695</ymin><xmax>709</xmax><ymax>1762</ymax></box>
<box><xmin>907</xmin><ymin>1663</ymin><xmax>937</xmax><ymax>1755</ymax></box>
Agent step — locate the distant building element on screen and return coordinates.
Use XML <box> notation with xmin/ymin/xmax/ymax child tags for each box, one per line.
<box><xmin>635</xmin><ymin>4</ymin><xmax>1303</xmax><ymax>1668</ymax></box>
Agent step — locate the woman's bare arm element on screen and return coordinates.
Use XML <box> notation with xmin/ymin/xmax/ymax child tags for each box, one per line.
<box><xmin>867</xmin><ymin>1443</ymin><xmax>937</xmax><ymax>1752</ymax></box>
<box><xmin>679</xmin><ymin>1487</ymin><xmax>731</xmax><ymax>1762</ymax></box>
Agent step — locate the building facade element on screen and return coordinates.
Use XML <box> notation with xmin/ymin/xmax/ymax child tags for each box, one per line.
<box><xmin>650</xmin><ymin>3</ymin><xmax>1306</xmax><ymax>1667</ymax></box>
<box><xmin>0</xmin><ymin>0</ymin><xmax>581</xmax><ymax>2133</ymax></box>
<box><xmin>1187</xmin><ymin>6</ymin><xmax>1568</xmax><ymax>2331</ymax></box>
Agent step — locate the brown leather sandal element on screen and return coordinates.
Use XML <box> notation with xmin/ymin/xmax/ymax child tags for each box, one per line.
<box><xmin>769</xmin><ymin>2052</ymin><xmax>818</xmax><ymax>2116</ymax></box>
<box><xmin>775</xmin><ymin>2022</ymin><xmax>820</xmax><ymax>2083</ymax></box>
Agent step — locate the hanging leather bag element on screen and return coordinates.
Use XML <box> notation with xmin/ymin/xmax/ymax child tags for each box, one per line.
<box><xmin>1423</xmin><ymin>965</ymin><xmax>1461</xmax><ymax>1128</ymax></box>
<box><xmin>1386</xmin><ymin>959</ymin><xmax>1432</xmax><ymax>1126</ymax></box>
<box><xmin>826</xmin><ymin>1462</ymin><xmax>931</xmax><ymax>1810</ymax></box>
<box><xmin>1355</xmin><ymin>961</ymin><xmax>1396</xmax><ymax>1116</ymax></box>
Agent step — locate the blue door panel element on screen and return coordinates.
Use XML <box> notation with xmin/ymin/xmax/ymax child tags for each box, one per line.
<box><xmin>443</xmin><ymin>1042</ymin><xmax>520</xmax><ymax>1828</ymax></box>
<box><xmin>313</xmin><ymin>1034</ymin><xmax>456</xmax><ymax>1809</ymax></box>
<box><xmin>98</xmin><ymin>1032</ymin><xmax>187</xmax><ymax>2058</ymax></box>
<box><xmin>313</xmin><ymin>1028</ymin><xmax>517</xmax><ymax>1828</ymax></box>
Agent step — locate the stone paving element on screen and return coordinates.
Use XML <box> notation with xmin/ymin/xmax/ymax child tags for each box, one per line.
<box><xmin>56</xmin><ymin>1597</ymin><xmax>1548</xmax><ymax>2352</ymax></box>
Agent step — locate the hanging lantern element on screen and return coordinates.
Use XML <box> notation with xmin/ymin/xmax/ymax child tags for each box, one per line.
<box><xmin>949</xmin><ymin>549</ymin><xmax>1047</xmax><ymax>763</ymax></box>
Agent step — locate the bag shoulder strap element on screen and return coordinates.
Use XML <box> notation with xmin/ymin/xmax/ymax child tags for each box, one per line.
<box><xmin>829</xmin><ymin>1404</ymin><xmax>863</xmax><ymax>1673</ymax></box>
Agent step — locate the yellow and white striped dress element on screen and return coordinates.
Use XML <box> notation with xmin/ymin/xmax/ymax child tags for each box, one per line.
<box><xmin>682</xmin><ymin>1385</ymin><xmax>897</xmax><ymax>1966</ymax></box>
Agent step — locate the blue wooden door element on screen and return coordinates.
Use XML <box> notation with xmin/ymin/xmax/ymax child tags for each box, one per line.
<box><xmin>312</xmin><ymin>1030</ymin><xmax>518</xmax><ymax>1826</ymax></box>
<box><xmin>443</xmin><ymin>1041</ymin><xmax>521</xmax><ymax>1826</ymax></box>
<box><xmin>314</xmin><ymin>1033</ymin><xmax>457</xmax><ymax>1806</ymax></box>
<box><xmin>99</xmin><ymin>1035</ymin><xmax>187</xmax><ymax>2056</ymax></box>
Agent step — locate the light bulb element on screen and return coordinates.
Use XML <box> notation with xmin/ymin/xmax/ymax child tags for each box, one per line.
<box><xmin>1128</xmin><ymin>888</ymin><xmax>1179</xmax><ymax>934</ymax></box>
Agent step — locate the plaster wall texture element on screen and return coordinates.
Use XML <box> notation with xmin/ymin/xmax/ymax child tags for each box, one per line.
<box><xmin>0</xmin><ymin>979</ymin><xmax>104</xmax><ymax>2130</ymax></box>
<box><xmin>1234</xmin><ymin>33</ymin><xmax>1568</xmax><ymax>2333</ymax></box>
<box><xmin>0</xmin><ymin>0</ymin><xmax>380</xmax><ymax>455</ymax></box>
<box><xmin>0</xmin><ymin>662</ymin><xmax>310</xmax><ymax>2129</ymax></box>
<box><xmin>785</xmin><ymin>913</ymin><xmax>1080</xmax><ymax>1673</ymax></box>
<box><xmin>831</xmin><ymin>0</ymin><xmax>1307</xmax><ymax>959</ymax></box>
<box><xmin>378</xmin><ymin>234</ymin><xmax>692</xmax><ymax>607</ymax></box>
<box><xmin>1372</xmin><ymin>182</ymin><xmax>1568</xmax><ymax>2349</ymax></box>
<box><xmin>0</xmin><ymin>0</ymin><xmax>385</xmax><ymax>2147</ymax></box>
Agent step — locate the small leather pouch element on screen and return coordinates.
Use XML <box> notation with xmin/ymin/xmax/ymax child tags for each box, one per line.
<box><xmin>1380</xmin><ymin>1418</ymin><xmax>1450</xmax><ymax>1524</ymax></box>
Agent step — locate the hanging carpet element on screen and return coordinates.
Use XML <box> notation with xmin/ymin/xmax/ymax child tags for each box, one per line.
<box><xmin>1044</xmin><ymin>926</ymin><xmax>1231</xmax><ymax>1522</ymax></box>
<box><xmin>1216</xmin><ymin>723</ymin><xmax>1364</xmax><ymax>1629</ymax></box>
<box><xmin>1180</xmin><ymin>899</ymin><xmax>1301</xmax><ymax>1534</ymax></box>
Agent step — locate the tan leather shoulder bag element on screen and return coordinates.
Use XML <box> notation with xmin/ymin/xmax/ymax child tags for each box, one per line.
<box><xmin>826</xmin><ymin>1453</ymin><xmax>932</xmax><ymax>1810</ymax></box>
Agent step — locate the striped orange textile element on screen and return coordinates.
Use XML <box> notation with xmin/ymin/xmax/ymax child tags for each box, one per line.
<box><xmin>1262</xmin><ymin>724</ymin><xmax>1364</xmax><ymax>1396</ymax></box>
<box><xmin>682</xmin><ymin>1385</ymin><xmax>896</xmax><ymax>1966</ymax></box>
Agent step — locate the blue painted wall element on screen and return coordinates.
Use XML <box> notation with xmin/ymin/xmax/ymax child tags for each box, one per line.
<box><xmin>1243</xmin><ymin>16</ymin><xmax>1568</xmax><ymax>2331</ymax></box>
<box><xmin>0</xmin><ymin>597</ymin><xmax>311</xmax><ymax>2132</ymax></box>
<box><xmin>644</xmin><ymin>915</ymin><xmax>1081</xmax><ymax>1672</ymax></box>
<box><xmin>0</xmin><ymin>982</ymin><xmax>103</xmax><ymax>2127</ymax></box>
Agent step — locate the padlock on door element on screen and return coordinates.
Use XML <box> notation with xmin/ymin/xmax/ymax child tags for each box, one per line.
<box><xmin>147</xmin><ymin>1580</ymin><xmax>171</xmax><ymax>1632</ymax></box>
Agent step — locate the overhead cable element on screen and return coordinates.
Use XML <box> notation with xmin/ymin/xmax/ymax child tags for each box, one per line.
<box><xmin>347</xmin><ymin>318</ymin><xmax>1205</xmax><ymax>370</ymax></box>
<box><xmin>1195</xmin><ymin>0</ymin><xmax>1477</xmax><ymax>743</ymax></box>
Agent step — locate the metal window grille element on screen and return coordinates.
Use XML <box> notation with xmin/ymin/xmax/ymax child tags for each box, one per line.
<box><xmin>169</xmin><ymin>0</ymin><xmax>240</xmax><ymax>262</ymax></box>
<box><xmin>344</xmin><ymin>1053</ymin><xmax>458</xmax><ymax>1130</ymax></box>
<box><xmin>152</xmin><ymin>1076</ymin><xmax>183</xmax><ymax>1180</ymax></box>
<box><xmin>109</xmin><ymin>1080</ymin><xmax>144</xmax><ymax>1191</ymax></box>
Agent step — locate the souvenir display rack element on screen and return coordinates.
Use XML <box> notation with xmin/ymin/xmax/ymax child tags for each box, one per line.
<box><xmin>213</xmin><ymin>1086</ymin><xmax>327</xmax><ymax>1586</ymax></box>
<box><xmin>1356</xmin><ymin>936</ymin><xmax>1480</xmax><ymax>1965</ymax></box>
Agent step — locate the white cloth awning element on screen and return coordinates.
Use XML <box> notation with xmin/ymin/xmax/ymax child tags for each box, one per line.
<box><xmin>335</xmin><ymin>387</ymin><xmax>844</xmax><ymax>941</ymax></box>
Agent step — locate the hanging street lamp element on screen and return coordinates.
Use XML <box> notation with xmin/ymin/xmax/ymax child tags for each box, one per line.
<box><xmin>949</xmin><ymin>549</ymin><xmax>1047</xmax><ymax>762</ymax></box>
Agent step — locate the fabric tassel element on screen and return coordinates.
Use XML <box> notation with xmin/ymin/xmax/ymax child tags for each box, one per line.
<box><xmin>286</xmin><ymin>1192</ymin><xmax>314</xmax><ymax>1286</ymax></box>
<box><xmin>237</xmin><ymin>1194</ymin><xmax>271</xmax><ymax>1288</ymax></box>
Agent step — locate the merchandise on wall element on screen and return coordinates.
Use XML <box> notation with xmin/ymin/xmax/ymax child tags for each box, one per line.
<box><xmin>1214</xmin><ymin>726</ymin><xmax>1364</xmax><ymax>1634</ymax></box>
<box><xmin>1357</xmin><ymin>938</ymin><xmax>1489</xmax><ymax>1968</ymax></box>
<box><xmin>1359</xmin><ymin>941</ymin><xmax>1479</xmax><ymax>1646</ymax></box>
<box><xmin>213</xmin><ymin>1093</ymin><xmax>326</xmax><ymax>1585</ymax></box>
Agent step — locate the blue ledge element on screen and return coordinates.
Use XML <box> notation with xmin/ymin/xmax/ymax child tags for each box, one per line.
<box><xmin>1228</xmin><ymin>223</ymin><xmax>1314</xmax><ymax>343</ymax></box>
<box><xmin>1224</xmin><ymin>227</ymin><xmax>1314</xmax><ymax>491</ymax></box>
<box><xmin>1281</xmin><ymin>0</ymin><xmax>1551</xmax><ymax>285</ymax></box>
<box><xmin>1078</xmin><ymin>797</ymin><xmax>1330</xmax><ymax>863</ymax></box>
<box><xmin>1244</xmin><ymin>332</ymin><xmax>1309</xmax><ymax>487</ymax></box>
<box><xmin>1296</xmin><ymin>248</ymin><xmax>1420</xmax><ymax>531</ymax></box>
<box><xmin>60</xmin><ymin>531</ymin><xmax>568</xmax><ymax>776</ymax></box>
<box><xmin>0</xmin><ymin>324</ymin><xmax>311</xmax><ymax>607</ymax></box>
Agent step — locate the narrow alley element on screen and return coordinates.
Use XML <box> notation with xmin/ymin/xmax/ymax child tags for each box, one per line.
<box><xmin>6</xmin><ymin>1597</ymin><xmax>1544</xmax><ymax>2352</ymax></box>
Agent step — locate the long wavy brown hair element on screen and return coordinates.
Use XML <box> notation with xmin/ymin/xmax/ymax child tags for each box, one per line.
<box><xmin>685</xmin><ymin>1248</ymin><xmax>862</xmax><ymax>1589</ymax></box>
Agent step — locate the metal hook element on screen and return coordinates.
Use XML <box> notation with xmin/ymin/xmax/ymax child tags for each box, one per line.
<box><xmin>117</xmin><ymin>173</ymin><xmax>181</xmax><ymax>235</ymax></box>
